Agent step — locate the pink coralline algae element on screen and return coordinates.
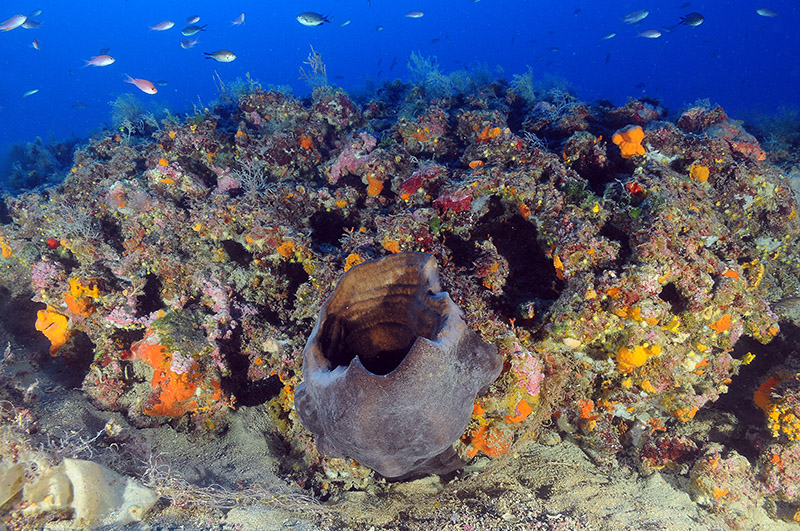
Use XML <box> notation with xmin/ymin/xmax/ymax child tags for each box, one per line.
<box><xmin>169</xmin><ymin>351</ymin><xmax>197</xmax><ymax>375</ymax></box>
<box><xmin>327</xmin><ymin>132</ymin><xmax>378</xmax><ymax>184</ymax></box>
<box><xmin>30</xmin><ymin>260</ymin><xmax>66</xmax><ymax>291</ymax></box>
<box><xmin>689</xmin><ymin>443</ymin><xmax>761</xmax><ymax>524</ymax></box>
<box><xmin>512</xmin><ymin>344</ymin><xmax>544</xmax><ymax>397</ymax></box>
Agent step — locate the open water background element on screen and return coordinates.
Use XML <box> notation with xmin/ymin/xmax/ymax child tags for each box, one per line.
<box><xmin>0</xmin><ymin>0</ymin><xmax>797</xmax><ymax>182</ymax></box>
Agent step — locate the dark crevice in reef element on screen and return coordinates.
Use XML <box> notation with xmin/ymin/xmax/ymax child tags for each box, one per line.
<box><xmin>599</xmin><ymin>220</ymin><xmax>632</xmax><ymax>268</ymax></box>
<box><xmin>49</xmin><ymin>332</ymin><xmax>95</xmax><ymax>388</ymax></box>
<box><xmin>133</xmin><ymin>156</ymin><xmax>149</xmax><ymax>177</ymax></box>
<box><xmin>309</xmin><ymin>209</ymin><xmax>350</xmax><ymax>249</ymax></box>
<box><xmin>0</xmin><ymin>288</ymin><xmax>43</xmax><ymax>344</ymax></box>
<box><xmin>53</xmin><ymin>253</ymin><xmax>81</xmax><ymax>278</ymax></box>
<box><xmin>0</xmin><ymin>201</ymin><xmax>11</xmax><ymax>225</ymax></box>
<box><xmin>710</xmin><ymin>324</ymin><xmax>800</xmax><ymax>460</ymax></box>
<box><xmin>446</xmin><ymin>196</ymin><xmax>563</xmax><ymax>324</ymax></box>
<box><xmin>254</xmin><ymin>302</ymin><xmax>282</xmax><ymax>329</ymax></box>
<box><xmin>488</xmin><ymin>214</ymin><xmax>563</xmax><ymax>308</ymax></box>
<box><xmin>99</xmin><ymin>217</ymin><xmax>126</xmax><ymax>255</ymax></box>
<box><xmin>220</xmin><ymin>321</ymin><xmax>282</xmax><ymax>407</ymax></box>
<box><xmin>221</xmin><ymin>239</ymin><xmax>253</xmax><ymax>267</ymax></box>
<box><xmin>572</xmin><ymin>157</ymin><xmax>616</xmax><ymax>197</ymax></box>
<box><xmin>109</xmin><ymin>328</ymin><xmax>145</xmax><ymax>352</ymax></box>
<box><xmin>442</xmin><ymin>230</ymin><xmax>480</xmax><ymax>270</ymax></box>
<box><xmin>234</xmin><ymin>374</ymin><xmax>283</xmax><ymax>407</ymax></box>
<box><xmin>173</xmin><ymin>196</ymin><xmax>191</xmax><ymax>214</ymax></box>
<box><xmin>179</xmin><ymin>156</ymin><xmax>218</xmax><ymax>189</ymax></box>
<box><xmin>135</xmin><ymin>273</ymin><xmax>165</xmax><ymax>317</ymax></box>
<box><xmin>658</xmin><ymin>282</ymin><xmax>689</xmax><ymax>315</ymax></box>
<box><xmin>280</xmin><ymin>260</ymin><xmax>310</xmax><ymax>313</ymax></box>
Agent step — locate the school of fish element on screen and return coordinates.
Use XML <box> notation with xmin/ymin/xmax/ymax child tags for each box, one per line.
<box><xmin>0</xmin><ymin>5</ymin><xmax>783</xmax><ymax>99</ymax></box>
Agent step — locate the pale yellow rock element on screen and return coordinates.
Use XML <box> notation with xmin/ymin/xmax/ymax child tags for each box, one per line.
<box><xmin>563</xmin><ymin>337</ymin><xmax>582</xmax><ymax>349</ymax></box>
<box><xmin>0</xmin><ymin>460</ymin><xmax>25</xmax><ymax>507</ymax></box>
<box><xmin>21</xmin><ymin>458</ymin><xmax>158</xmax><ymax>528</ymax></box>
<box><xmin>61</xmin><ymin>458</ymin><xmax>158</xmax><ymax>527</ymax></box>
<box><xmin>22</xmin><ymin>465</ymin><xmax>72</xmax><ymax>515</ymax></box>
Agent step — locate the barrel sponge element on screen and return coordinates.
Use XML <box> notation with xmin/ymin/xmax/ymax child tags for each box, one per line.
<box><xmin>294</xmin><ymin>252</ymin><xmax>502</xmax><ymax>479</ymax></box>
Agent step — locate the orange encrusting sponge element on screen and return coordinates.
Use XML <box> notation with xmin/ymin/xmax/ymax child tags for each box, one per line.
<box><xmin>612</xmin><ymin>125</ymin><xmax>646</xmax><ymax>158</ymax></box>
<box><xmin>131</xmin><ymin>334</ymin><xmax>221</xmax><ymax>417</ymax></box>
<box><xmin>35</xmin><ymin>307</ymin><xmax>71</xmax><ymax>355</ymax></box>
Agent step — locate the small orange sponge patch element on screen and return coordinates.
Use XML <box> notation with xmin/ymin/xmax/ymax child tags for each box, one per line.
<box><xmin>64</xmin><ymin>277</ymin><xmax>100</xmax><ymax>317</ymax></box>
<box><xmin>612</xmin><ymin>125</ymin><xmax>646</xmax><ymax>159</ymax></box>
<box><xmin>617</xmin><ymin>344</ymin><xmax>661</xmax><ymax>373</ymax></box>
<box><xmin>35</xmin><ymin>307</ymin><xmax>71</xmax><ymax>355</ymax></box>
<box><xmin>366</xmin><ymin>174</ymin><xmax>384</xmax><ymax>197</ymax></box>
<box><xmin>131</xmin><ymin>334</ymin><xmax>221</xmax><ymax>417</ymax></box>
<box><xmin>689</xmin><ymin>164</ymin><xmax>710</xmax><ymax>183</ymax></box>
<box><xmin>464</xmin><ymin>425</ymin><xmax>511</xmax><ymax>458</ymax></box>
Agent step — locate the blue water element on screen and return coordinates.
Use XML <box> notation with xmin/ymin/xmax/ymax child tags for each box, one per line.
<box><xmin>0</xmin><ymin>0</ymin><xmax>797</xmax><ymax>184</ymax></box>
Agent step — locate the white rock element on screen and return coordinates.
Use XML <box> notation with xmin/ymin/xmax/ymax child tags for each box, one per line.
<box><xmin>0</xmin><ymin>460</ymin><xmax>25</xmax><ymax>507</ymax></box>
<box><xmin>22</xmin><ymin>458</ymin><xmax>158</xmax><ymax>527</ymax></box>
<box><xmin>22</xmin><ymin>465</ymin><xmax>72</xmax><ymax>514</ymax></box>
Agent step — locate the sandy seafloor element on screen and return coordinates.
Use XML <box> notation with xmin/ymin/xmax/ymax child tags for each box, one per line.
<box><xmin>0</xmin><ymin>323</ymin><xmax>795</xmax><ymax>531</ymax></box>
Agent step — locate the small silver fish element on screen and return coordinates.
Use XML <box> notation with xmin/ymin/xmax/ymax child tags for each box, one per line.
<box><xmin>756</xmin><ymin>7</ymin><xmax>778</xmax><ymax>17</ymax></box>
<box><xmin>150</xmin><ymin>20</ymin><xmax>174</xmax><ymax>31</ymax></box>
<box><xmin>296</xmin><ymin>12</ymin><xmax>330</xmax><ymax>26</ymax></box>
<box><xmin>124</xmin><ymin>75</ymin><xmax>157</xmax><ymax>95</ymax></box>
<box><xmin>679</xmin><ymin>12</ymin><xmax>704</xmax><ymax>26</ymax></box>
<box><xmin>180</xmin><ymin>39</ymin><xmax>199</xmax><ymax>49</ymax></box>
<box><xmin>0</xmin><ymin>14</ymin><xmax>26</xmax><ymax>31</ymax></box>
<box><xmin>340</xmin><ymin>19</ymin><xmax>351</xmax><ymax>27</ymax></box>
<box><xmin>637</xmin><ymin>29</ymin><xmax>662</xmax><ymax>38</ymax></box>
<box><xmin>601</xmin><ymin>32</ymin><xmax>616</xmax><ymax>40</ymax></box>
<box><xmin>232</xmin><ymin>12</ymin><xmax>245</xmax><ymax>25</ymax></box>
<box><xmin>21</xmin><ymin>19</ymin><xmax>42</xmax><ymax>29</ymax></box>
<box><xmin>204</xmin><ymin>50</ymin><xmax>237</xmax><ymax>62</ymax></box>
<box><xmin>624</xmin><ymin>9</ymin><xmax>649</xmax><ymax>24</ymax></box>
<box><xmin>22</xmin><ymin>89</ymin><xmax>39</xmax><ymax>98</ymax></box>
<box><xmin>84</xmin><ymin>54</ymin><xmax>115</xmax><ymax>67</ymax></box>
<box><xmin>181</xmin><ymin>24</ymin><xmax>207</xmax><ymax>36</ymax></box>
<box><xmin>186</xmin><ymin>15</ymin><xmax>201</xmax><ymax>24</ymax></box>
<box><xmin>405</xmin><ymin>11</ymin><xmax>424</xmax><ymax>18</ymax></box>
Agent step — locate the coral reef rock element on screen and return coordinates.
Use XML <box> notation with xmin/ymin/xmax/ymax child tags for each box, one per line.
<box><xmin>295</xmin><ymin>252</ymin><xmax>502</xmax><ymax>478</ymax></box>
